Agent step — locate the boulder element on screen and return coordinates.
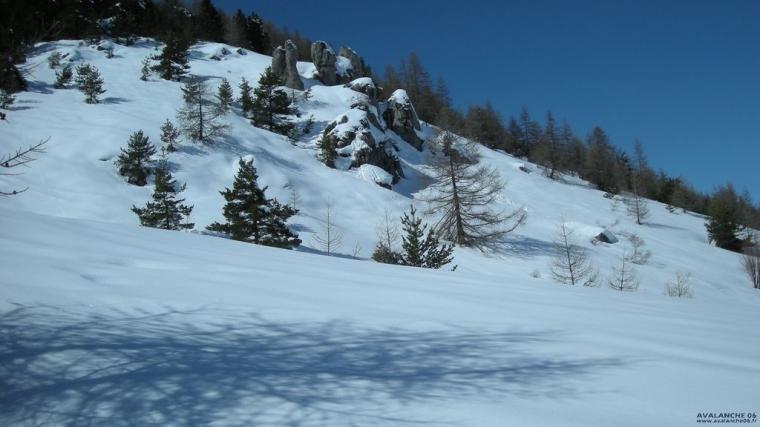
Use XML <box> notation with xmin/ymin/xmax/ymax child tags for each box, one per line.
<box><xmin>271</xmin><ymin>40</ymin><xmax>303</xmax><ymax>90</ymax></box>
<box><xmin>595</xmin><ymin>229</ymin><xmax>619</xmax><ymax>244</ymax></box>
<box><xmin>345</xmin><ymin>77</ymin><xmax>378</xmax><ymax>103</ymax></box>
<box><xmin>338</xmin><ymin>46</ymin><xmax>368</xmax><ymax>78</ymax></box>
<box><xmin>382</xmin><ymin>89</ymin><xmax>423</xmax><ymax>150</ymax></box>
<box><xmin>310</xmin><ymin>41</ymin><xmax>337</xmax><ymax>86</ymax></box>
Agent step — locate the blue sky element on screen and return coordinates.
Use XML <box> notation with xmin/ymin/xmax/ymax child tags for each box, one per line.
<box><xmin>216</xmin><ymin>0</ymin><xmax>759</xmax><ymax>200</ymax></box>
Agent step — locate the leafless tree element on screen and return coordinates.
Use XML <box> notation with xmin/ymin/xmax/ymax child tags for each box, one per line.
<box><xmin>1</xmin><ymin>138</ymin><xmax>48</xmax><ymax>196</ymax></box>
<box><xmin>625</xmin><ymin>233</ymin><xmax>651</xmax><ymax>265</ymax></box>
<box><xmin>622</xmin><ymin>181</ymin><xmax>650</xmax><ymax>225</ymax></box>
<box><xmin>312</xmin><ymin>201</ymin><xmax>343</xmax><ymax>255</ymax></box>
<box><xmin>665</xmin><ymin>272</ymin><xmax>693</xmax><ymax>298</ymax></box>
<box><xmin>742</xmin><ymin>244</ymin><xmax>760</xmax><ymax>289</ymax></box>
<box><xmin>284</xmin><ymin>181</ymin><xmax>300</xmax><ymax>212</ymax></box>
<box><xmin>550</xmin><ymin>221</ymin><xmax>599</xmax><ymax>286</ymax></box>
<box><xmin>608</xmin><ymin>252</ymin><xmax>640</xmax><ymax>292</ymax></box>
<box><xmin>423</xmin><ymin>130</ymin><xmax>526</xmax><ymax>249</ymax></box>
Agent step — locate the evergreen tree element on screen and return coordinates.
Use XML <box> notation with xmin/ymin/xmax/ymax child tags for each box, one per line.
<box><xmin>216</xmin><ymin>78</ymin><xmax>233</xmax><ymax>113</ymax></box>
<box><xmin>207</xmin><ymin>158</ymin><xmax>300</xmax><ymax>249</ymax></box>
<box><xmin>0</xmin><ymin>89</ymin><xmax>15</xmax><ymax>109</ymax></box>
<box><xmin>245</xmin><ymin>12</ymin><xmax>270</xmax><ymax>54</ymax></box>
<box><xmin>317</xmin><ymin>135</ymin><xmax>338</xmax><ymax>168</ymax></box>
<box><xmin>140</xmin><ymin>57</ymin><xmax>152</xmax><ymax>81</ymax></box>
<box><xmin>177</xmin><ymin>77</ymin><xmax>228</xmax><ymax>144</ymax></box>
<box><xmin>238</xmin><ymin>77</ymin><xmax>254</xmax><ymax>115</ymax></box>
<box><xmin>115</xmin><ymin>130</ymin><xmax>156</xmax><ymax>186</ymax></box>
<box><xmin>398</xmin><ymin>205</ymin><xmax>454</xmax><ymax>269</ymax></box>
<box><xmin>54</xmin><ymin>64</ymin><xmax>73</xmax><ymax>88</ymax></box>
<box><xmin>518</xmin><ymin>106</ymin><xmax>542</xmax><ymax>159</ymax></box>
<box><xmin>250</xmin><ymin>67</ymin><xmax>295</xmax><ymax>135</ymax></box>
<box><xmin>47</xmin><ymin>52</ymin><xmax>62</xmax><ymax>69</ymax></box>
<box><xmin>79</xmin><ymin>65</ymin><xmax>106</xmax><ymax>104</ymax></box>
<box><xmin>584</xmin><ymin>126</ymin><xmax>621</xmax><ymax>193</ymax></box>
<box><xmin>191</xmin><ymin>0</ymin><xmax>224</xmax><ymax>42</ymax></box>
<box><xmin>132</xmin><ymin>161</ymin><xmax>194</xmax><ymax>230</ymax></box>
<box><xmin>75</xmin><ymin>63</ymin><xmax>94</xmax><ymax>87</ymax></box>
<box><xmin>706</xmin><ymin>184</ymin><xmax>746</xmax><ymax>251</ymax></box>
<box><xmin>159</xmin><ymin>119</ymin><xmax>180</xmax><ymax>152</ymax></box>
<box><xmin>151</xmin><ymin>34</ymin><xmax>189</xmax><ymax>81</ymax></box>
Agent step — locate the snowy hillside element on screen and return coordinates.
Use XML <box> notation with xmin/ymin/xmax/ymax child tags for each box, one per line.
<box><xmin>2</xmin><ymin>39</ymin><xmax>759</xmax><ymax>426</ymax></box>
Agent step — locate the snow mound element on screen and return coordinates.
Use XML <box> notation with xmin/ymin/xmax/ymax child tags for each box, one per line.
<box><xmin>355</xmin><ymin>164</ymin><xmax>393</xmax><ymax>188</ymax></box>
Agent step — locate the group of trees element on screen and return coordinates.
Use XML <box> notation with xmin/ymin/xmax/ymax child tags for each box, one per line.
<box><xmin>116</xmin><ymin>128</ymin><xmax>300</xmax><ymax>248</ymax></box>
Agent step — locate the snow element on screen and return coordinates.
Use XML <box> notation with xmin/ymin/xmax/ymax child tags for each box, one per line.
<box><xmin>1</xmin><ymin>38</ymin><xmax>759</xmax><ymax>426</ymax></box>
<box><xmin>355</xmin><ymin>164</ymin><xmax>393</xmax><ymax>187</ymax></box>
<box><xmin>388</xmin><ymin>88</ymin><xmax>412</xmax><ymax>104</ymax></box>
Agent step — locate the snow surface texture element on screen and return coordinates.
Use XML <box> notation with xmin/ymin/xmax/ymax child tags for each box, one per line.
<box><xmin>1</xmin><ymin>39</ymin><xmax>759</xmax><ymax>426</ymax></box>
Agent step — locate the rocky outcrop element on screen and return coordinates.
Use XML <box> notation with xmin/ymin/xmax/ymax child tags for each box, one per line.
<box><xmin>382</xmin><ymin>89</ymin><xmax>423</xmax><ymax>150</ymax></box>
<box><xmin>271</xmin><ymin>40</ymin><xmax>303</xmax><ymax>90</ymax></box>
<box><xmin>345</xmin><ymin>77</ymin><xmax>378</xmax><ymax>104</ymax></box>
<box><xmin>320</xmin><ymin>104</ymin><xmax>403</xmax><ymax>184</ymax></box>
<box><xmin>338</xmin><ymin>46</ymin><xmax>368</xmax><ymax>78</ymax></box>
<box><xmin>310</xmin><ymin>41</ymin><xmax>337</xmax><ymax>86</ymax></box>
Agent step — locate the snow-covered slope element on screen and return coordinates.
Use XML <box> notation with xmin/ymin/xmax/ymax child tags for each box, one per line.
<box><xmin>1</xmin><ymin>39</ymin><xmax>759</xmax><ymax>426</ymax></box>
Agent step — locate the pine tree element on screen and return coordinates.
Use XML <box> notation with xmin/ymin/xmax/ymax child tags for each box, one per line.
<box><xmin>115</xmin><ymin>130</ymin><xmax>156</xmax><ymax>186</ymax></box>
<box><xmin>75</xmin><ymin>63</ymin><xmax>94</xmax><ymax>88</ymax></box>
<box><xmin>54</xmin><ymin>64</ymin><xmax>73</xmax><ymax>89</ymax></box>
<box><xmin>177</xmin><ymin>78</ymin><xmax>228</xmax><ymax>144</ymax></box>
<box><xmin>207</xmin><ymin>158</ymin><xmax>300</xmax><ymax>248</ymax></box>
<box><xmin>47</xmin><ymin>52</ymin><xmax>62</xmax><ymax>69</ymax></box>
<box><xmin>398</xmin><ymin>205</ymin><xmax>454</xmax><ymax>269</ymax></box>
<box><xmin>238</xmin><ymin>77</ymin><xmax>254</xmax><ymax>116</ymax></box>
<box><xmin>250</xmin><ymin>67</ymin><xmax>295</xmax><ymax>135</ymax></box>
<box><xmin>140</xmin><ymin>57</ymin><xmax>152</xmax><ymax>81</ymax></box>
<box><xmin>706</xmin><ymin>184</ymin><xmax>746</xmax><ymax>251</ymax></box>
<box><xmin>160</xmin><ymin>119</ymin><xmax>180</xmax><ymax>152</ymax></box>
<box><xmin>317</xmin><ymin>135</ymin><xmax>337</xmax><ymax>168</ymax></box>
<box><xmin>191</xmin><ymin>0</ymin><xmax>224</xmax><ymax>42</ymax></box>
<box><xmin>132</xmin><ymin>161</ymin><xmax>193</xmax><ymax>230</ymax></box>
<box><xmin>78</xmin><ymin>65</ymin><xmax>106</xmax><ymax>104</ymax></box>
<box><xmin>216</xmin><ymin>78</ymin><xmax>233</xmax><ymax>113</ymax></box>
<box><xmin>0</xmin><ymin>89</ymin><xmax>15</xmax><ymax>109</ymax></box>
<box><xmin>151</xmin><ymin>34</ymin><xmax>189</xmax><ymax>81</ymax></box>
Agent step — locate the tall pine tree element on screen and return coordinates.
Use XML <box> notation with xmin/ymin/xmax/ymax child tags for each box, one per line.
<box><xmin>250</xmin><ymin>67</ymin><xmax>295</xmax><ymax>135</ymax></box>
<box><xmin>152</xmin><ymin>34</ymin><xmax>189</xmax><ymax>81</ymax></box>
<box><xmin>207</xmin><ymin>158</ymin><xmax>300</xmax><ymax>249</ymax></box>
<box><xmin>177</xmin><ymin>78</ymin><xmax>227</xmax><ymax>144</ymax></box>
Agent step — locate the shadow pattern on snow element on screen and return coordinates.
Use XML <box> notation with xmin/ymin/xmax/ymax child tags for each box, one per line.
<box><xmin>0</xmin><ymin>305</ymin><xmax>624</xmax><ymax>426</ymax></box>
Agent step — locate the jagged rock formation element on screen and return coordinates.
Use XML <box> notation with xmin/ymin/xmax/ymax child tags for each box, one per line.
<box><xmin>382</xmin><ymin>89</ymin><xmax>423</xmax><ymax>150</ymax></box>
<box><xmin>320</xmin><ymin>101</ymin><xmax>403</xmax><ymax>184</ymax></box>
<box><xmin>271</xmin><ymin>40</ymin><xmax>303</xmax><ymax>90</ymax></box>
<box><xmin>345</xmin><ymin>77</ymin><xmax>378</xmax><ymax>103</ymax></box>
<box><xmin>310</xmin><ymin>41</ymin><xmax>337</xmax><ymax>86</ymax></box>
<box><xmin>338</xmin><ymin>46</ymin><xmax>369</xmax><ymax>79</ymax></box>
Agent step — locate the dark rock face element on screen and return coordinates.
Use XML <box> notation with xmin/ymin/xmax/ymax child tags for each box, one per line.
<box><xmin>320</xmin><ymin>103</ymin><xmax>404</xmax><ymax>184</ymax></box>
<box><xmin>271</xmin><ymin>40</ymin><xmax>303</xmax><ymax>90</ymax></box>
<box><xmin>382</xmin><ymin>89</ymin><xmax>423</xmax><ymax>150</ymax></box>
<box><xmin>310</xmin><ymin>41</ymin><xmax>337</xmax><ymax>86</ymax></box>
<box><xmin>338</xmin><ymin>46</ymin><xmax>369</xmax><ymax>79</ymax></box>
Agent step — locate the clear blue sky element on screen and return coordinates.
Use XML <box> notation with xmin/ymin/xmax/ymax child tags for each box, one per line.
<box><xmin>216</xmin><ymin>0</ymin><xmax>760</xmax><ymax>200</ymax></box>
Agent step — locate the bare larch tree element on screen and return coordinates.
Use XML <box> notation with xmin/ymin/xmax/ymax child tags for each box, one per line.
<box><xmin>424</xmin><ymin>130</ymin><xmax>526</xmax><ymax>249</ymax></box>
<box><xmin>312</xmin><ymin>201</ymin><xmax>343</xmax><ymax>255</ymax></box>
<box><xmin>1</xmin><ymin>138</ymin><xmax>48</xmax><ymax>196</ymax></box>
<box><xmin>550</xmin><ymin>221</ymin><xmax>598</xmax><ymax>286</ymax></box>
<box><xmin>608</xmin><ymin>251</ymin><xmax>640</xmax><ymax>292</ymax></box>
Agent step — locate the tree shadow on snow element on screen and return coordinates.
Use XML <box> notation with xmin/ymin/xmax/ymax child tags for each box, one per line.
<box><xmin>102</xmin><ymin>97</ymin><xmax>130</xmax><ymax>105</ymax></box>
<box><xmin>0</xmin><ymin>305</ymin><xmax>626</xmax><ymax>426</ymax></box>
<box><xmin>489</xmin><ymin>234</ymin><xmax>556</xmax><ymax>259</ymax></box>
